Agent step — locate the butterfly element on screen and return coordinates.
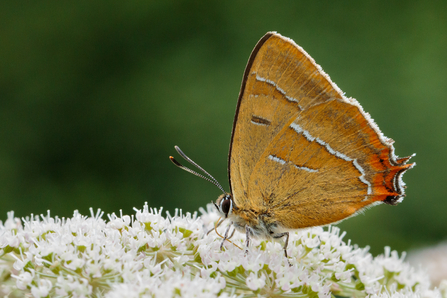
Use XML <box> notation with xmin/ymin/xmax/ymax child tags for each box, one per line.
<box><xmin>170</xmin><ymin>31</ymin><xmax>415</xmax><ymax>261</ymax></box>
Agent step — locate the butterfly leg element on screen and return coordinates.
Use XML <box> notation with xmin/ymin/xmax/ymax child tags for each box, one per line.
<box><xmin>227</xmin><ymin>227</ymin><xmax>236</xmax><ymax>240</ymax></box>
<box><xmin>273</xmin><ymin>232</ymin><xmax>291</xmax><ymax>266</ymax></box>
<box><xmin>244</xmin><ymin>225</ymin><xmax>251</xmax><ymax>255</ymax></box>
<box><xmin>219</xmin><ymin>224</ymin><xmax>233</xmax><ymax>250</ymax></box>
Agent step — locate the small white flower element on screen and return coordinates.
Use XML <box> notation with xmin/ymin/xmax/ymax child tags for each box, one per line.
<box><xmin>302</xmin><ymin>229</ymin><xmax>321</xmax><ymax>248</ymax></box>
<box><xmin>55</xmin><ymin>274</ymin><xmax>92</xmax><ymax>297</ymax></box>
<box><xmin>200</xmin><ymin>261</ymin><xmax>217</xmax><ymax>278</ymax></box>
<box><xmin>30</xmin><ymin>279</ymin><xmax>53</xmax><ymax>298</ymax></box>
<box><xmin>108</xmin><ymin>214</ymin><xmax>130</xmax><ymax>230</ymax></box>
<box><xmin>246</xmin><ymin>271</ymin><xmax>266</xmax><ymax>291</ymax></box>
<box><xmin>14</xmin><ymin>271</ymin><xmax>34</xmax><ymax>290</ymax></box>
<box><xmin>1</xmin><ymin>211</ymin><xmax>22</xmax><ymax>230</ymax></box>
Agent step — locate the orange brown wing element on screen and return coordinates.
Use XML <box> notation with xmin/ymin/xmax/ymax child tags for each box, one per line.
<box><xmin>228</xmin><ymin>32</ymin><xmax>414</xmax><ymax>229</ymax></box>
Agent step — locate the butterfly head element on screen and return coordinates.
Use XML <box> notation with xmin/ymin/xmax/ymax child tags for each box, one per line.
<box><xmin>214</xmin><ymin>193</ymin><xmax>234</xmax><ymax>218</ymax></box>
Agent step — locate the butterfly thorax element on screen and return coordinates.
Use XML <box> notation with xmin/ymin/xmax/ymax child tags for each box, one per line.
<box><xmin>215</xmin><ymin>193</ymin><xmax>285</xmax><ymax>240</ymax></box>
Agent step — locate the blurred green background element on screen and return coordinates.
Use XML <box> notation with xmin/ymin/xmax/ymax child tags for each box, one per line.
<box><xmin>1</xmin><ymin>1</ymin><xmax>446</xmax><ymax>256</ymax></box>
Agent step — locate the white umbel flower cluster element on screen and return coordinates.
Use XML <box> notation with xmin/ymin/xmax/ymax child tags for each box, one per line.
<box><xmin>0</xmin><ymin>203</ymin><xmax>444</xmax><ymax>298</ymax></box>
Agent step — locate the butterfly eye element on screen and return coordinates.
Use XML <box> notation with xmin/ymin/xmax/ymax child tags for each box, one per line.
<box><xmin>220</xmin><ymin>195</ymin><xmax>233</xmax><ymax>217</ymax></box>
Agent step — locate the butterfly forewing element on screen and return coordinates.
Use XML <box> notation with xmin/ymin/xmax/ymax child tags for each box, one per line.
<box><xmin>229</xmin><ymin>33</ymin><xmax>342</xmax><ymax>208</ymax></box>
<box><xmin>229</xmin><ymin>33</ymin><xmax>343</xmax><ymax>208</ymax></box>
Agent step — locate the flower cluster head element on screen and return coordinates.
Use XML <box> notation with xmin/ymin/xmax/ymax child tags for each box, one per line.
<box><xmin>0</xmin><ymin>203</ymin><xmax>444</xmax><ymax>297</ymax></box>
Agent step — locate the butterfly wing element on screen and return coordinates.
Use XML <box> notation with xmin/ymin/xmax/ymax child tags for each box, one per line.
<box><xmin>229</xmin><ymin>32</ymin><xmax>414</xmax><ymax>229</ymax></box>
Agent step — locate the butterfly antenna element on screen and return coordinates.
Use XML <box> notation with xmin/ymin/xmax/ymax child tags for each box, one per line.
<box><xmin>169</xmin><ymin>146</ymin><xmax>226</xmax><ymax>194</ymax></box>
